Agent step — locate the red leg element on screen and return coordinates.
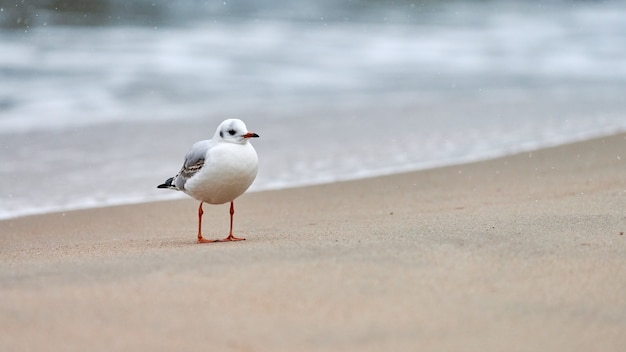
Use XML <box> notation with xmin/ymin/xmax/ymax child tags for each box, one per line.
<box><xmin>217</xmin><ymin>201</ymin><xmax>245</xmax><ymax>242</ymax></box>
<box><xmin>197</xmin><ymin>202</ymin><xmax>214</xmax><ymax>243</ymax></box>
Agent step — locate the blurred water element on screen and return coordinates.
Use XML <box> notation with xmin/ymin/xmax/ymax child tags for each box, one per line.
<box><xmin>1</xmin><ymin>0</ymin><xmax>625</xmax><ymax>219</ymax></box>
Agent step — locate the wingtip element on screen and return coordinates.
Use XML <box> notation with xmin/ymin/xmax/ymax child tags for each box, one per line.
<box><xmin>157</xmin><ymin>177</ymin><xmax>174</xmax><ymax>189</ymax></box>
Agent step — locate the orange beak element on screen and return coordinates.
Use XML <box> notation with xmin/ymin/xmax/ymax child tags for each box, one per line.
<box><xmin>243</xmin><ymin>132</ymin><xmax>259</xmax><ymax>139</ymax></box>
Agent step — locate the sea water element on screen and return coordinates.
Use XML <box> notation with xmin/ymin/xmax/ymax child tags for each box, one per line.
<box><xmin>1</xmin><ymin>0</ymin><xmax>625</xmax><ymax>219</ymax></box>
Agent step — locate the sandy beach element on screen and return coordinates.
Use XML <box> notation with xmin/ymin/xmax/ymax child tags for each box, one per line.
<box><xmin>1</xmin><ymin>133</ymin><xmax>625</xmax><ymax>351</ymax></box>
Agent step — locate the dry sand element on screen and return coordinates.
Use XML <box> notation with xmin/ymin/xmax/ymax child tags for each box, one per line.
<box><xmin>1</xmin><ymin>133</ymin><xmax>625</xmax><ymax>351</ymax></box>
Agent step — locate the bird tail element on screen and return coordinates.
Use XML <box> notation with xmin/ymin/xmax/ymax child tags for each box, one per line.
<box><xmin>157</xmin><ymin>177</ymin><xmax>176</xmax><ymax>189</ymax></box>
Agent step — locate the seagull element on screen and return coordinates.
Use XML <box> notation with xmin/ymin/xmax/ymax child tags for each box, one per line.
<box><xmin>158</xmin><ymin>119</ymin><xmax>259</xmax><ymax>243</ymax></box>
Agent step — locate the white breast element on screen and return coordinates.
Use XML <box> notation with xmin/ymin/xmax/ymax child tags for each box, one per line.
<box><xmin>184</xmin><ymin>142</ymin><xmax>258</xmax><ymax>205</ymax></box>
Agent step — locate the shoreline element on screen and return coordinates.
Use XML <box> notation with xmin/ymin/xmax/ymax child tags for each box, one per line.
<box><xmin>1</xmin><ymin>132</ymin><xmax>625</xmax><ymax>351</ymax></box>
<box><xmin>2</xmin><ymin>127</ymin><xmax>624</xmax><ymax>222</ymax></box>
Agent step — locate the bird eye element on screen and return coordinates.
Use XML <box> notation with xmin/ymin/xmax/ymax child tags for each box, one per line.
<box><xmin>228</xmin><ymin>129</ymin><xmax>236</xmax><ymax>136</ymax></box>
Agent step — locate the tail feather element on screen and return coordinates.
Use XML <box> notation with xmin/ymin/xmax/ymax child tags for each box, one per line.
<box><xmin>157</xmin><ymin>177</ymin><xmax>175</xmax><ymax>189</ymax></box>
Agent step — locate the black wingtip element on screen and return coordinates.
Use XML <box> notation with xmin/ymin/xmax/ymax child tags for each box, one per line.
<box><xmin>157</xmin><ymin>177</ymin><xmax>174</xmax><ymax>189</ymax></box>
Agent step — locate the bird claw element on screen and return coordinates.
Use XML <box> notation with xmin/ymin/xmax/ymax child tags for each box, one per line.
<box><xmin>217</xmin><ymin>235</ymin><xmax>246</xmax><ymax>242</ymax></box>
<box><xmin>197</xmin><ymin>235</ymin><xmax>245</xmax><ymax>243</ymax></box>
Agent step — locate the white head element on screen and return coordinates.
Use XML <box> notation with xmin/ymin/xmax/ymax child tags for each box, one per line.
<box><xmin>214</xmin><ymin>119</ymin><xmax>259</xmax><ymax>144</ymax></box>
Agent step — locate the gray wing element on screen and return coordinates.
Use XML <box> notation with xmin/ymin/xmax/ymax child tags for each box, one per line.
<box><xmin>173</xmin><ymin>140</ymin><xmax>212</xmax><ymax>190</ymax></box>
